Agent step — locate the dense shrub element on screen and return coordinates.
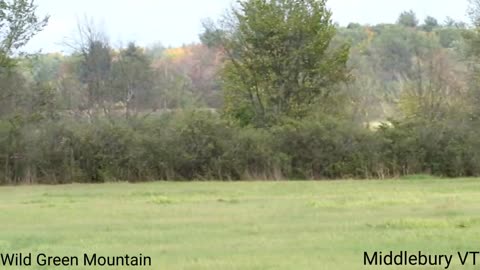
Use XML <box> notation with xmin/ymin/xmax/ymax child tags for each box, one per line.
<box><xmin>158</xmin><ymin>111</ymin><xmax>235</xmax><ymax>180</ymax></box>
<box><xmin>377</xmin><ymin>119</ymin><xmax>480</xmax><ymax>177</ymax></box>
<box><xmin>272</xmin><ymin>116</ymin><xmax>381</xmax><ymax>179</ymax></box>
<box><xmin>1</xmin><ymin>111</ymin><xmax>480</xmax><ymax>184</ymax></box>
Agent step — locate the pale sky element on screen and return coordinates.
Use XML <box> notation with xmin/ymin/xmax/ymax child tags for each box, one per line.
<box><xmin>25</xmin><ymin>0</ymin><xmax>470</xmax><ymax>53</ymax></box>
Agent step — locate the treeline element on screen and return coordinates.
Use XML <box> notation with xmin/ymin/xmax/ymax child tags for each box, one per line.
<box><xmin>1</xmin><ymin>0</ymin><xmax>480</xmax><ymax>184</ymax></box>
<box><xmin>3</xmin><ymin>112</ymin><xmax>477</xmax><ymax>184</ymax></box>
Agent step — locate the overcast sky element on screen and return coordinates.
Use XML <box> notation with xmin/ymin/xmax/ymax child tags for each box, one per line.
<box><xmin>25</xmin><ymin>0</ymin><xmax>470</xmax><ymax>53</ymax></box>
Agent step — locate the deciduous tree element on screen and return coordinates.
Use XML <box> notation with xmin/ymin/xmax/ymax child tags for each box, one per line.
<box><xmin>209</xmin><ymin>0</ymin><xmax>350</xmax><ymax>127</ymax></box>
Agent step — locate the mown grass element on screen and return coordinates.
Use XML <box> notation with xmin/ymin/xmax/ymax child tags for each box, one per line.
<box><xmin>0</xmin><ymin>178</ymin><xmax>480</xmax><ymax>269</ymax></box>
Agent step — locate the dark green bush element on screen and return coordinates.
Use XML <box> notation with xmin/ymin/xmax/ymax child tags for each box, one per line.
<box><xmin>273</xmin><ymin>116</ymin><xmax>381</xmax><ymax>179</ymax></box>
<box><xmin>377</xmin><ymin>119</ymin><xmax>480</xmax><ymax>177</ymax></box>
<box><xmin>0</xmin><ymin>111</ymin><xmax>480</xmax><ymax>184</ymax></box>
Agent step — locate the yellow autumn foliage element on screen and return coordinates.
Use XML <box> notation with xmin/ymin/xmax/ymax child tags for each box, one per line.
<box><xmin>164</xmin><ymin>47</ymin><xmax>191</xmax><ymax>59</ymax></box>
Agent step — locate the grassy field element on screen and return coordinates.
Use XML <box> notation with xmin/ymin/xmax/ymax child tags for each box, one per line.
<box><xmin>1</xmin><ymin>178</ymin><xmax>480</xmax><ymax>270</ymax></box>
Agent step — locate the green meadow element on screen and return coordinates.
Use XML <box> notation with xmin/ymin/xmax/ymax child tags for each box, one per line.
<box><xmin>1</xmin><ymin>178</ymin><xmax>480</xmax><ymax>270</ymax></box>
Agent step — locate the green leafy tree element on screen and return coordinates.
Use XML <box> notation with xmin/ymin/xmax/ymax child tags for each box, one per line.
<box><xmin>111</xmin><ymin>42</ymin><xmax>154</xmax><ymax>117</ymax></box>
<box><xmin>211</xmin><ymin>0</ymin><xmax>350</xmax><ymax>127</ymax></box>
<box><xmin>397</xmin><ymin>10</ymin><xmax>418</xmax><ymax>28</ymax></box>
<box><xmin>465</xmin><ymin>0</ymin><xmax>480</xmax><ymax>119</ymax></box>
<box><xmin>200</xmin><ymin>19</ymin><xmax>226</xmax><ymax>48</ymax></box>
<box><xmin>469</xmin><ymin>0</ymin><xmax>480</xmax><ymax>27</ymax></box>
<box><xmin>369</xmin><ymin>25</ymin><xmax>424</xmax><ymax>81</ymax></box>
<box><xmin>436</xmin><ymin>27</ymin><xmax>464</xmax><ymax>48</ymax></box>
<box><xmin>0</xmin><ymin>0</ymin><xmax>48</xmax><ymax>68</ymax></box>
<box><xmin>422</xmin><ymin>16</ymin><xmax>439</xmax><ymax>32</ymax></box>
<box><xmin>0</xmin><ymin>0</ymin><xmax>48</xmax><ymax>108</ymax></box>
<box><xmin>0</xmin><ymin>0</ymin><xmax>51</xmax><ymax>183</ymax></box>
